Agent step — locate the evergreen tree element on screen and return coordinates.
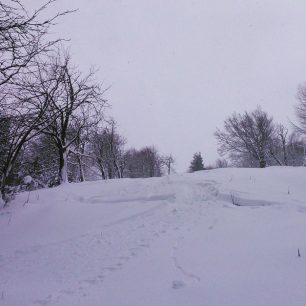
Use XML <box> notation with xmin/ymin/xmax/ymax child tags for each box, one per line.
<box><xmin>189</xmin><ymin>152</ymin><xmax>205</xmax><ymax>172</ymax></box>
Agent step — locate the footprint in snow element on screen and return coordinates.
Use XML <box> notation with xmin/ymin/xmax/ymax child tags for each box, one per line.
<box><xmin>82</xmin><ymin>279</ymin><xmax>97</xmax><ymax>285</ymax></box>
<box><xmin>60</xmin><ymin>289</ymin><xmax>74</xmax><ymax>295</ymax></box>
<box><xmin>172</xmin><ymin>280</ymin><xmax>186</xmax><ymax>289</ymax></box>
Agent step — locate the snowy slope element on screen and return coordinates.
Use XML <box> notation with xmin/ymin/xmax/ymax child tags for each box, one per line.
<box><xmin>1</xmin><ymin>167</ymin><xmax>306</xmax><ymax>306</ymax></box>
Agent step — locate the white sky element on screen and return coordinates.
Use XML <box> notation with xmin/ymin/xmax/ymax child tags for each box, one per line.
<box><xmin>27</xmin><ymin>0</ymin><xmax>306</xmax><ymax>172</ymax></box>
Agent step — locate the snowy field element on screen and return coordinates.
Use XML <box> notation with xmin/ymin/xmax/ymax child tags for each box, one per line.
<box><xmin>1</xmin><ymin>167</ymin><xmax>306</xmax><ymax>306</ymax></box>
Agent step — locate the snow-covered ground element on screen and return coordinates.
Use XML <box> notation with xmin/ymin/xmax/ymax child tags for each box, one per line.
<box><xmin>1</xmin><ymin>167</ymin><xmax>306</xmax><ymax>306</ymax></box>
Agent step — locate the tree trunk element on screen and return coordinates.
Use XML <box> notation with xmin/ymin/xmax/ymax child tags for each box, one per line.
<box><xmin>282</xmin><ymin>142</ymin><xmax>288</xmax><ymax>166</ymax></box>
<box><xmin>114</xmin><ymin>160</ymin><xmax>122</xmax><ymax>178</ymax></box>
<box><xmin>108</xmin><ymin>169</ymin><xmax>112</xmax><ymax>179</ymax></box>
<box><xmin>259</xmin><ymin>159</ymin><xmax>266</xmax><ymax>168</ymax></box>
<box><xmin>0</xmin><ymin>171</ymin><xmax>9</xmax><ymax>204</ymax></box>
<box><xmin>59</xmin><ymin>148</ymin><xmax>68</xmax><ymax>184</ymax></box>
<box><xmin>0</xmin><ymin>158</ymin><xmax>14</xmax><ymax>205</ymax></box>
<box><xmin>78</xmin><ymin>155</ymin><xmax>85</xmax><ymax>182</ymax></box>
<box><xmin>0</xmin><ymin>141</ymin><xmax>25</xmax><ymax>202</ymax></box>
<box><xmin>119</xmin><ymin>164</ymin><xmax>124</xmax><ymax>179</ymax></box>
<box><xmin>167</xmin><ymin>161</ymin><xmax>171</xmax><ymax>175</ymax></box>
<box><xmin>97</xmin><ymin>159</ymin><xmax>106</xmax><ymax>180</ymax></box>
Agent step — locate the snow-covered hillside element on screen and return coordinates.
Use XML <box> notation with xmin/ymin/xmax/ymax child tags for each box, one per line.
<box><xmin>1</xmin><ymin>167</ymin><xmax>306</xmax><ymax>306</ymax></box>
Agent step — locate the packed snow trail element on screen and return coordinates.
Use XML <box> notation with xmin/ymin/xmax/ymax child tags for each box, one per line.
<box><xmin>0</xmin><ymin>167</ymin><xmax>306</xmax><ymax>305</ymax></box>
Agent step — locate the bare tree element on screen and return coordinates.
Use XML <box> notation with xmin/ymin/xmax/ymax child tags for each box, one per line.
<box><xmin>0</xmin><ymin>0</ymin><xmax>71</xmax><ymax>86</ymax></box>
<box><xmin>0</xmin><ymin>1</ymin><xmax>72</xmax><ymax>203</ymax></box>
<box><xmin>123</xmin><ymin>146</ymin><xmax>163</xmax><ymax>178</ymax></box>
<box><xmin>35</xmin><ymin>52</ymin><xmax>107</xmax><ymax>184</ymax></box>
<box><xmin>229</xmin><ymin>152</ymin><xmax>259</xmax><ymax>168</ymax></box>
<box><xmin>91</xmin><ymin>130</ymin><xmax>108</xmax><ymax>180</ymax></box>
<box><xmin>215</xmin><ymin>107</ymin><xmax>275</xmax><ymax>168</ymax></box>
<box><xmin>141</xmin><ymin>146</ymin><xmax>163</xmax><ymax>177</ymax></box>
<box><xmin>107</xmin><ymin>121</ymin><xmax>126</xmax><ymax>179</ymax></box>
<box><xmin>90</xmin><ymin>122</ymin><xmax>126</xmax><ymax>180</ymax></box>
<box><xmin>287</xmin><ymin>132</ymin><xmax>305</xmax><ymax>166</ymax></box>
<box><xmin>162</xmin><ymin>154</ymin><xmax>175</xmax><ymax>175</ymax></box>
<box><xmin>277</xmin><ymin>124</ymin><xmax>289</xmax><ymax>166</ymax></box>
<box><xmin>268</xmin><ymin>124</ymin><xmax>289</xmax><ymax>166</ymax></box>
<box><xmin>294</xmin><ymin>84</ymin><xmax>306</xmax><ymax>165</ymax></box>
<box><xmin>295</xmin><ymin>84</ymin><xmax>306</xmax><ymax>134</ymax></box>
<box><xmin>0</xmin><ymin>74</ymin><xmax>60</xmax><ymax>202</ymax></box>
<box><xmin>68</xmin><ymin>124</ymin><xmax>92</xmax><ymax>182</ymax></box>
<box><xmin>215</xmin><ymin>158</ymin><xmax>228</xmax><ymax>168</ymax></box>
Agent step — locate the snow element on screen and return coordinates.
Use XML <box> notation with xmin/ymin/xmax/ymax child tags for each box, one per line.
<box><xmin>23</xmin><ymin>175</ymin><xmax>33</xmax><ymax>185</ymax></box>
<box><xmin>1</xmin><ymin>167</ymin><xmax>306</xmax><ymax>305</ymax></box>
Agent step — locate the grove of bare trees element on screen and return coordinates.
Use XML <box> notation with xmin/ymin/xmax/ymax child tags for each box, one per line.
<box><xmin>215</xmin><ymin>106</ymin><xmax>306</xmax><ymax>168</ymax></box>
<box><xmin>0</xmin><ymin>0</ymin><xmax>71</xmax><ymax>202</ymax></box>
<box><xmin>0</xmin><ymin>1</ymin><xmax>173</xmax><ymax>205</ymax></box>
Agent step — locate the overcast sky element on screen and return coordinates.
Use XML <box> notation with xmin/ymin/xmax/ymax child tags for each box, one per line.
<box><xmin>27</xmin><ymin>0</ymin><xmax>306</xmax><ymax>172</ymax></box>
